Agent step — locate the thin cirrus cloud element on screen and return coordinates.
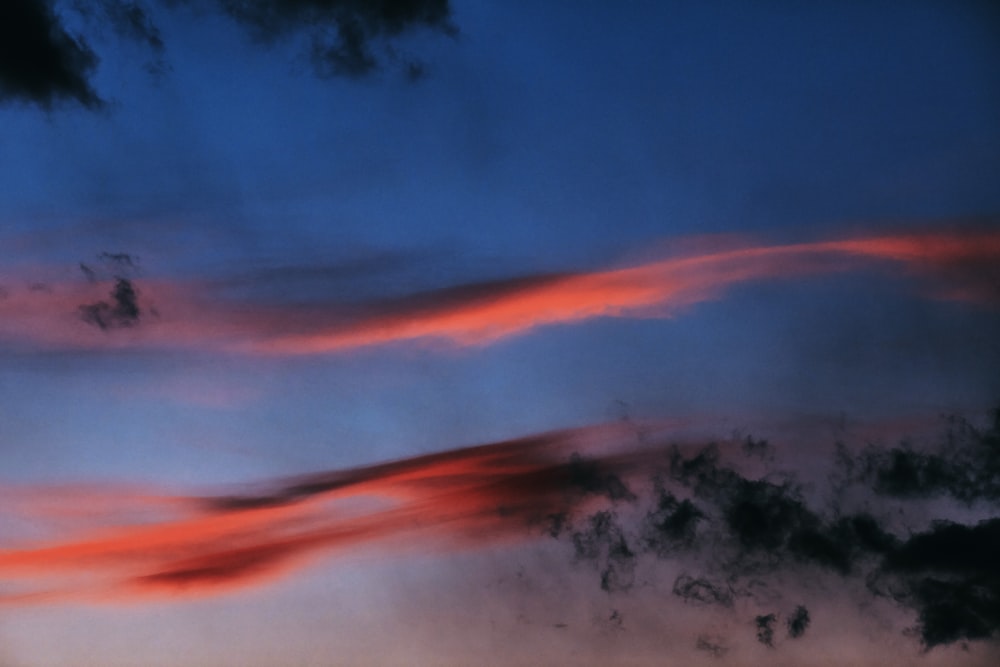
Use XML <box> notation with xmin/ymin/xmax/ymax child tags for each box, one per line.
<box><xmin>0</xmin><ymin>228</ymin><xmax>998</xmax><ymax>355</ymax></box>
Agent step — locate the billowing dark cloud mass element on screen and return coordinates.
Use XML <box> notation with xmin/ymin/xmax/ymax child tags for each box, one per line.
<box><xmin>0</xmin><ymin>0</ymin><xmax>454</xmax><ymax>109</ymax></box>
<box><xmin>557</xmin><ymin>407</ymin><xmax>1000</xmax><ymax>653</ymax></box>
<box><xmin>853</xmin><ymin>412</ymin><xmax>1000</xmax><ymax>504</ymax></box>
<box><xmin>0</xmin><ymin>0</ymin><xmax>102</xmax><ymax>109</ymax></box>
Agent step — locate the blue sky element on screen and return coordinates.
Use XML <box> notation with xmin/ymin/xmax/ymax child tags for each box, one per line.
<box><xmin>1</xmin><ymin>1</ymin><xmax>999</xmax><ymax>664</ymax></box>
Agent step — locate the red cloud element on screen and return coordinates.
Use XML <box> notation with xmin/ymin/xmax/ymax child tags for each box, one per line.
<box><xmin>2</xmin><ymin>228</ymin><xmax>997</xmax><ymax>355</ymax></box>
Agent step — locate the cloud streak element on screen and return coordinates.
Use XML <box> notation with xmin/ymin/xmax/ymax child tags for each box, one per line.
<box><xmin>1</xmin><ymin>228</ymin><xmax>998</xmax><ymax>355</ymax></box>
<box><xmin>2</xmin><ymin>407</ymin><xmax>999</xmax><ymax>657</ymax></box>
<box><xmin>0</xmin><ymin>424</ymin><xmax>645</xmax><ymax>602</ymax></box>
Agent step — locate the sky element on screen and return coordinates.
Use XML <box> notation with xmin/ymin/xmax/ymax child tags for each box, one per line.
<box><xmin>1</xmin><ymin>0</ymin><xmax>999</xmax><ymax>665</ymax></box>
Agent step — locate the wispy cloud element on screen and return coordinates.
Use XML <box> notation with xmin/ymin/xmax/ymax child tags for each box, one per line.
<box><xmin>0</xmin><ymin>424</ymin><xmax>642</xmax><ymax>601</ymax></box>
<box><xmin>1</xmin><ymin>228</ymin><xmax>998</xmax><ymax>355</ymax></box>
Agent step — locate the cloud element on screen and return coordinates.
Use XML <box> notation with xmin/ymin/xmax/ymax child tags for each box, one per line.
<box><xmin>0</xmin><ymin>423</ymin><xmax>651</xmax><ymax>600</ymax></box>
<box><xmin>234</xmin><ymin>228</ymin><xmax>1000</xmax><ymax>356</ymax></box>
<box><xmin>78</xmin><ymin>253</ymin><xmax>144</xmax><ymax>330</ymax></box>
<box><xmin>0</xmin><ymin>0</ymin><xmax>103</xmax><ymax>109</ymax></box>
<box><xmin>671</xmin><ymin>574</ymin><xmax>734</xmax><ymax>607</ymax></box>
<box><xmin>755</xmin><ymin>613</ymin><xmax>777</xmax><ymax>647</ymax></box>
<box><xmin>1</xmin><ymin>408</ymin><xmax>999</xmax><ymax>656</ymax></box>
<box><xmin>786</xmin><ymin>605</ymin><xmax>810</xmax><ymax>638</ymax></box>
<box><xmin>852</xmin><ymin>410</ymin><xmax>1000</xmax><ymax>504</ymax></box>
<box><xmin>641</xmin><ymin>485</ymin><xmax>704</xmax><ymax>555</ymax></box>
<box><xmin>554</xmin><ymin>406</ymin><xmax>1000</xmax><ymax>652</ymax></box>
<box><xmin>1</xmin><ymin>228</ymin><xmax>998</xmax><ymax>355</ymax></box>
<box><xmin>569</xmin><ymin>511</ymin><xmax>637</xmax><ymax>593</ymax></box>
<box><xmin>190</xmin><ymin>0</ymin><xmax>457</xmax><ymax>78</ymax></box>
<box><xmin>876</xmin><ymin>518</ymin><xmax>1000</xmax><ymax>649</ymax></box>
<box><xmin>0</xmin><ymin>0</ymin><xmax>455</xmax><ymax>111</ymax></box>
<box><xmin>79</xmin><ymin>277</ymin><xmax>142</xmax><ymax>330</ymax></box>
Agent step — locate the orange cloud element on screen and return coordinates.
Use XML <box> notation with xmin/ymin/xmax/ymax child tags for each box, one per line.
<box><xmin>243</xmin><ymin>229</ymin><xmax>1000</xmax><ymax>353</ymax></box>
<box><xmin>2</xmin><ymin>228</ymin><xmax>997</xmax><ymax>355</ymax></box>
<box><xmin>0</xmin><ymin>425</ymin><xmax>654</xmax><ymax>603</ymax></box>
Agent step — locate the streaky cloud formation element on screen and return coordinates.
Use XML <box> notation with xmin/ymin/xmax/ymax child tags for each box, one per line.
<box><xmin>1</xmin><ymin>407</ymin><xmax>998</xmax><ymax>656</ymax></box>
<box><xmin>0</xmin><ymin>423</ymin><xmax>644</xmax><ymax>601</ymax></box>
<box><xmin>238</xmin><ymin>229</ymin><xmax>1000</xmax><ymax>355</ymax></box>
<box><xmin>1</xmin><ymin>227</ymin><xmax>998</xmax><ymax>355</ymax></box>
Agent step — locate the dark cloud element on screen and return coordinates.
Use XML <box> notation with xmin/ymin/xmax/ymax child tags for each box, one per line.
<box><xmin>855</xmin><ymin>411</ymin><xmax>1000</xmax><ymax>504</ymax></box>
<box><xmin>786</xmin><ymin>605</ymin><xmax>810</xmax><ymax>638</ymax></box>
<box><xmin>0</xmin><ymin>0</ymin><xmax>103</xmax><ymax>109</ymax></box>
<box><xmin>563</xmin><ymin>452</ymin><xmax>636</xmax><ymax>503</ymax></box>
<box><xmin>79</xmin><ymin>277</ymin><xmax>142</xmax><ymax>330</ymax></box>
<box><xmin>671</xmin><ymin>574</ymin><xmax>733</xmax><ymax>608</ymax></box>
<box><xmin>181</xmin><ymin>0</ymin><xmax>456</xmax><ymax>78</ymax></box>
<box><xmin>875</xmin><ymin>519</ymin><xmax>1000</xmax><ymax>649</ymax></box>
<box><xmin>754</xmin><ymin>613</ymin><xmax>777</xmax><ymax>647</ymax></box>
<box><xmin>549</xmin><ymin>405</ymin><xmax>1000</xmax><ymax>653</ymax></box>
<box><xmin>570</xmin><ymin>511</ymin><xmax>636</xmax><ymax>593</ymax></box>
<box><xmin>2</xmin><ymin>0</ymin><xmax>455</xmax><ymax>111</ymax></box>
<box><xmin>642</xmin><ymin>487</ymin><xmax>703</xmax><ymax>556</ymax></box>
<box><xmin>5</xmin><ymin>409</ymin><xmax>1000</xmax><ymax>657</ymax></box>
<box><xmin>741</xmin><ymin>435</ymin><xmax>773</xmax><ymax>461</ymax></box>
<box><xmin>78</xmin><ymin>252</ymin><xmax>144</xmax><ymax>330</ymax></box>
